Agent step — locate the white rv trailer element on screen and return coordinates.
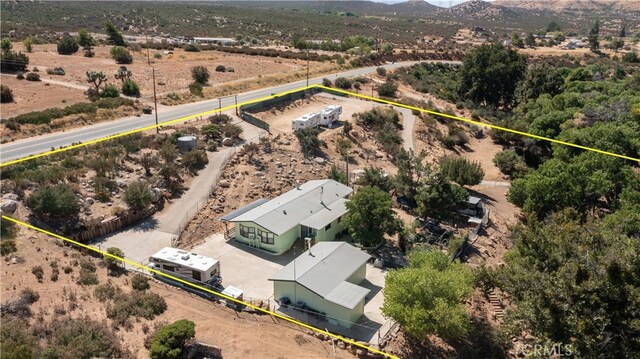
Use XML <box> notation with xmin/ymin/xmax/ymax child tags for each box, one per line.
<box><xmin>320</xmin><ymin>105</ymin><xmax>342</xmax><ymax>127</ymax></box>
<box><xmin>292</xmin><ymin>112</ymin><xmax>321</xmax><ymax>130</ymax></box>
<box><xmin>149</xmin><ymin>247</ymin><xmax>222</xmax><ymax>288</ymax></box>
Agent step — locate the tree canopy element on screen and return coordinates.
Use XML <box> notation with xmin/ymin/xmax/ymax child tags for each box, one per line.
<box><xmin>382</xmin><ymin>250</ymin><xmax>474</xmax><ymax>341</ymax></box>
<box><xmin>344</xmin><ymin>186</ymin><xmax>400</xmax><ymax>247</ymax></box>
<box><xmin>458</xmin><ymin>43</ymin><xmax>527</xmax><ymax>108</ymax></box>
<box><xmin>105</xmin><ymin>21</ymin><xmax>126</xmax><ymax>46</ymax></box>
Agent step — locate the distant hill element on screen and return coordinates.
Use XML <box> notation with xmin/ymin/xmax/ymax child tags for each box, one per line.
<box><xmin>438</xmin><ymin>0</ymin><xmax>518</xmax><ymax>19</ymax></box>
<box><xmin>493</xmin><ymin>0</ymin><xmax>640</xmax><ymax>12</ymax></box>
<box><xmin>390</xmin><ymin>0</ymin><xmax>441</xmax><ymax>15</ymax></box>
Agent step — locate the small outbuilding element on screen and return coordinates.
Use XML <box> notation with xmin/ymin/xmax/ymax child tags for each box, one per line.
<box><xmin>270</xmin><ymin>242</ymin><xmax>371</xmax><ymax>328</ymax></box>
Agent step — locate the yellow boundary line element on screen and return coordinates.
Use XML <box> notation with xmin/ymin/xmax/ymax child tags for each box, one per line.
<box><xmin>1</xmin><ymin>82</ymin><xmax>637</xmax><ymax>358</ymax></box>
<box><xmin>316</xmin><ymin>85</ymin><xmax>640</xmax><ymax>162</ymax></box>
<box><xmin>1</xmin><ymin>84</ymin><xmax>638</xmax><ymax>166</ymax></box>
<box><xmin>1</xmin><ymin>215</ymin><xmax>397</xmax><ymax>359</ymax></box>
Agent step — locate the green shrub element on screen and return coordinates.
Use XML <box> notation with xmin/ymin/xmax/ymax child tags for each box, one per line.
<box><xmin>215</xmin><ymin>64</ymin><xmax>226</xmax><ymax>72</ymax></box>
<box><xmin>132</xmin><ymin>274</ymin><xmax>150</xmax><ymax>291</ymax></box>
<box><xmin>182</xmin><ymin>150</ymin><xmax>209</xmax><ymax>174</ymax></box>
<box><xmin>25</xmin><ymin>183</ymin><xmax>80</xmax><ymax>218</ymax></box>
<box><xmin>106</xmin><ymin>291</ymin><xmax>167</xmax><ymax>326</ymax></box>
<box><xmin>189</xmin><ymin>82</ymin><xmax>203</xmax><ymax>97</ymax></box>
<box><xmin>100</xmin><ymin>84</ymin><xmax>120</xmax><ymax>98</ymax></box>
<box><xmin>493</xmin><ymin>150</ymin><xmax>528</xmax><ymax>178</ymax></box>
<box><xmin>104</xmin><ymin>247</ymin><xmax>124</xmax><ymax>272</ymax></box>
<box><xmin>124</xmin><ymin>181</ymin><xmax>152</xmax><ymax>211</ymax></box>
<box><xmin>46</xmin><ymin>67</ymin><xmax>65</xmax><ymax>76</ymax></box>
<box><xmin>376</xmin><ymin>67</ymin><xmax>386</xmax><ymax>76</ymax></box>
<box><xmin>110</xmin><ymin>46</ymin><xmax>132</xmax><ymax>64</ymax></box>
<box><xmin>0</xmin><ymin>240</ymin><xmax>17</xmax><ymax>256</ymax></box>
<box><xmin>183</xmin><ymin>44</ymin><xmax>200</xmax><ymax>52</ymax></box>
<box><xmin>121</xmin><ymin>79</ymin><xmax>140</xmax><ymax>97</ymax></box>
<box><xmin>1</xmin><ymin>49</ymin><xmax>29</xmax><ymax>71</ymax></box>
<box><xmin>94</xmin><ymin>281</ymin><xmax>123</xmax><ymax>301</ymax></box>
<box><xmin>378</xmin><ymin>82</ymin><xmax>397</xmax><ymax>97</ymax></box>
<box><xmin>191</xmin><ymin>66</ymin><xmax>210</xmax><ymax>84</ymax></box>
<box><xmin>334</xmin><ymin>77</ymin><xmax>352</xmax><ymax>89</ymax></box>
<box><xmin>31</xmin><ymin>265</ymin><xmax>44</xmax><ymax>282</ymax></box>
<box><xmin>322</xmin><ymin>78</ymin><xmax>333</xmax><ymax>87</ymax></box>
<box><xmin>78</xmin><ymin>270</ymin><xmax>99</xmax><ymax>286</ymax></box>
<box><xmin>149</xmin><ymin>320</ymin><xmax>196</xmax><ymax>359</ymax></box>
<box><xmin>1</xmin><ymin>85</ymin><xmax>13</xmax><ymax>103</ymax></box>
<box><xmin>438</xmin><ymin>156</ymin><xmax>484</xmax><ymax>186</ymax></box>
<box><xmin>26</xmin><ymin>72</ymin><xmax>40</xmax><ymax>81</ymax></box>
<box><xmin>222</xmin><ymin>123</ymin><xmax>243</xmax><ymax>138</ymax></box>
<box><xmin>57</xmin><ymin>34</ymin><xmax>79</xmax><ymax>55</ymax></box>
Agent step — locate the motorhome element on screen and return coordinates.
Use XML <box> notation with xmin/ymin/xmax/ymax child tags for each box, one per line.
<box><xmin>149</xmin><ymin>247</ymin><xmax>222</xmax><ymax>288</ymax></box>
<box><xmin>292</xmin><ymin>112</ymin><xmax>321</xmax><ymax>130</ymax></box>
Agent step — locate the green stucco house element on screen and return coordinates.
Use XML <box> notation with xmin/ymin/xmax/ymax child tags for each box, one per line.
<box><xmin>221</xmin><ymin>179</ymin><xmax>352</xmax><ymax>255</ymax></box>
<box><xmin>269</xmin><ymin>241</ymin><xmax>371</xmax><ymax>328</ymax></box>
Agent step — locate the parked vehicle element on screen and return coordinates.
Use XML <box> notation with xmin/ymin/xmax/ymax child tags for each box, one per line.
<box><xmin>148</xmin><ymin>247</ymin><xmax>222</xmax><ymax>289</ymax></box>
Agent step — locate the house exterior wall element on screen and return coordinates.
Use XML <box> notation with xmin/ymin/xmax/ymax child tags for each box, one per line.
<box><xmin>346</xmin><ymin>263</ymin><xmax>366</xmax><ymax>285</ymax></box>
<box><xmin>313</xmin><ymin>216</ymin><xmax>346</xmax><ymax>242</ymax></box>
<box><xmin>234</xmin><ymin>222</ymin><xmax>298</xmax><ymax>255</ymax></box>
<box><xmin>272</xmin><ymin>279</ymin><xmax>365</xmax><ymax>328</ymax></box>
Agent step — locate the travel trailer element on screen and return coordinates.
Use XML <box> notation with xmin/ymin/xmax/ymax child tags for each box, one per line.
<box><xmin>292</xmin><ymin>112</ymin><xmax>321</xmax><ymax>130</ymax></box>
<box><xmin>320</xmin><ymin>105</ymin><xmax>342</xmax><ymax>127</ymax></box>
<box><xmin>149</xmin><ymin>247</ymin><xmax>222</xmax><ymax>289</ymax></box>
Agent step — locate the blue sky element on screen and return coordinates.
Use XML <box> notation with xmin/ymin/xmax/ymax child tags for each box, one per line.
<box><xmin>374</xmin><ymin>0</ymin><xmax>484</xmax><ymax>7</ymax></box>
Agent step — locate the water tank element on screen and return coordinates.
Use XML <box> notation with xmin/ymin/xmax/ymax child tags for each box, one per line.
<box><xmin>177</xmin><ymin>135</ymin><xmax>197</xmax><ymax>153</ymax></box>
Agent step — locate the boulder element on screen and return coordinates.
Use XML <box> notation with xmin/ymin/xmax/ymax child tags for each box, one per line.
<box><xmin>314</xmin><ymin>157</ymin><xmax>325</xmax><ymax>165</ymax></box>
<box><xmin>222</xmin><ymin>137</ymin><xmax>234</xmax><ymax>146</ymax></box>
<box><xmin>337</xmin><ymin>341</ymin><xmax>347</xmax><ymax>350</ymax></box>
<box><xmin>2</xmin><ymin>193</ymin><xmax>18</xmax><ymax>201</ymax></box>
<box><xmin>219</xmin><ymin>180</ymin><xmax>230</xmax><ymax>188</ymax></box>
<box><xmin>116</xmin><ymin>179</ymin><xmax>127</xmax><ymax>187</ymax></box>
<box><xmin>150</xmin><ymin>188</ymin><xmax>162</xmax><ymax>203</ymax></box>
<box><xmin>85</xmin><ymin>197</ymin><xmax>95</xmax><ymax>205</ymax></box>
<box><xmin>1</xmin><ymin>199</ymin><xmax>18</xmax><ymax>214</ymax></box>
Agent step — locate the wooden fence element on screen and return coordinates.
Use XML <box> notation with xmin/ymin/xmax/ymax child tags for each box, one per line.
<box><xmin>71</xmin><ymin>208</ymin><xmax>156</xmax><ymax>243</ymax></box>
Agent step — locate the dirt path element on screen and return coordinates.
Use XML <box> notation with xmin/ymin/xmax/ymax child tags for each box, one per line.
<box><xmin>398</xmin><ymin>107</ymin><xmax>416</xmax><ymax>151</ymax></box>
<box><xmin>92</xmin><ymin>116</ymin><xmax>267</xmax><ymax>266</ymax></box>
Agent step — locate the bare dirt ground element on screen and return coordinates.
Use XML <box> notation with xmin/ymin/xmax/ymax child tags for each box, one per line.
<box><xmin>10</xmin><ymin>43</ymin><xmax>302</xmax><ymax>99</ymax></box>
<box><xmin>253</xmin><ymin>93</ymin><xmax>378</xmax><ymax>134</ymax></box>
<box><xmin>0</xmin><ymin>226</ymin><xmax>353</xmax><ymax>358</ymax></box>
<box><xmin>0</xmin><ymin>75</ymin><xmax>86</xmax><ymax>118</ymax></box>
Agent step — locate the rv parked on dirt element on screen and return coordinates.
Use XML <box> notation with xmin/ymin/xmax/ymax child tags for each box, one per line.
<box><xmin>292</xmin><ymin>112</ymin><xmax>321</xmax><ymax>130</ymax></box>
<box><xmin>149</xmin><ymin>247</ymin><xmax>222</xmax><ymax>289</ymax></box>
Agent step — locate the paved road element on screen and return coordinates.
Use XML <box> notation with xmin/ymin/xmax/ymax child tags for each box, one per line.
<box><xmin>1</xmin><ymin>60</ymin><xmax>460</xmax><ymax>163</ymax></box>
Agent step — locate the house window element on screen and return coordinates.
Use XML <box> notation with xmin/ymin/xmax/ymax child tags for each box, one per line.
<box><xmin>325</xmin><ymin>222</ymin><xmax>332</xmax><ymax>230</ymax></box>
<box><xmin>163</xmin><ymin>265</ymin><xmax>175</xmax><ymax>272</ymax></box>
<box><xmin>258</xmin><ymin>229</ymin><xmax>275</xmax><ymax>245</ymax></box>
<box><xmin>240</xmin><ymin>224</ymin><xmax>255</xmax><ymax>238</ymax></box>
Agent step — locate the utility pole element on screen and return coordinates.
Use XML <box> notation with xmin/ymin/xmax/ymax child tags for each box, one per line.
<box><xmin>146</xmin><ymin>35</ymin><xmax>150</xmax><ymax>66</ymax></box>
<box><xmin>152</xmin><ymin>68</ymin><xmax>159</xmax><ymax>133</ymax></box>
<box><xmin>306</xmin><ymin>48</ymin><xmax>310</xmax><ymax>87</ymax></box>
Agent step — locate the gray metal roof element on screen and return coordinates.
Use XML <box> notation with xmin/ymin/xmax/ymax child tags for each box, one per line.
<box><xmin>299</xmin><ymin>198</ymin><xmax>348</xmax><ymax>230</ymax></box>
<box><xmin>467</xmin><ymin>196</ymin><xmax>482</xmax><ymax>205</ymax></box>
<box><xmin>220</xmin><ymin>198</ymin><xmax>269</xmax><ymax>222</ymax></box>
<box><xmin>269</xmin><ymin>242</ymin><xmax>371</xmax><ymax>309</ymax></box>
<box><xmin>226</xmin><ymin>180</ymin><xmax>353</xmax><ymax>235</ymax></box>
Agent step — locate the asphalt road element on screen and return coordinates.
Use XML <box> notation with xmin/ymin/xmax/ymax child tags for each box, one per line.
<box><xmin>1</xmin><ymin>60</ymin><xmax>460</xmax><ymax>163</ymax></box>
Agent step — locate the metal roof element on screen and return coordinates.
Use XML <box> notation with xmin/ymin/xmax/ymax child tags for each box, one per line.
<box><xmin>220</xmin><ymin>198</ymin><xmax>269</xmax><ymax>222</ymax></box>
<box><xmin>467</xmin><ymin>196</ymin><xmax>482</xmax><ymax>205</ymax></box>
<box><xmin>150</xmin><ymin>247</ymin><xmax>219</xmax><ymax>272</ymax></box>
<box><xmin>269</xmin><ymin>242</ymin><xmax>371</xmax><ymax>309</ymax></box>
<box><xmin>299</xmin><ymin>198</ymin><xmax>348</xmax><ymax>230</ymax></box>
<box><xmin>226</xmin><ymin>180</ymin><xmax>352</xmax><ymax>235</ymax></box>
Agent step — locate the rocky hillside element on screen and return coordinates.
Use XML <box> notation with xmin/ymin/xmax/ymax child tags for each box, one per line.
<box><xmin>494</xmin><ymin>0</ymin><xmax>640</xmax><ymax>12</ymax></box>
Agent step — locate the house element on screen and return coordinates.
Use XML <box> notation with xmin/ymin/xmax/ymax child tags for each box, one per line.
<box><xmin>149</xmin><ymin>247</ymin><xmax>222</xmax><ymax>287</ymax></box>
<box><xmin>269</xmin><ymin>242</ymin><xmax>371</xmax><ymax>328</ymax></box>
<box><xmin>221</xmin><ymin>179</ymin><xmax>353</xmax><ymax>255</ymax></box>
